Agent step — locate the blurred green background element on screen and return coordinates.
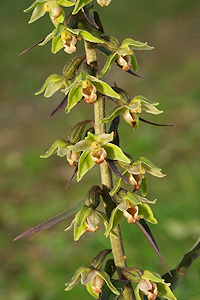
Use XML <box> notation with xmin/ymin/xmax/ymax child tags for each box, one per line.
<box><xmin>0</xmin><ymin>0</ymin><xmax>200</xmax><ymax>299</ymax></box>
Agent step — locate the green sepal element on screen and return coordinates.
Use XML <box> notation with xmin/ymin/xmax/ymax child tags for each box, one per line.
<box><xmin>65</xmin><ymin>266</ymin><xmax>91</xmax><ymax>291</ymax></box>
<box><xmin>77</xmin><ymin>150</ymin><xmax>95</xmax><ymax>182</ymax></box>
<box><xmin>134</xmin><ymin>286</ymin><xmax>143</xmax><ymax>300</ymax></box>
<box><xmin>120</xmin><ymin>38</ymin><xmax>154</xmax><ymax>51</ymax></box>
<box><xmin>109</xmin><ymin>176</ymin><xmax>123</xmax><ymax>196</ymax></box>
<box><xmin>52</xmin><ymin>35</ymin><xmax>64</xmax><ymax>53</ymax></box>
<box><xmin>101</xmin><ymin>35</ymin><xmax>120</xmax><ymax>52</ymax></box>
<box><xmin>101</xmin><ymin>279</ymin><xmax>128</xmax><ymax>299</ymax></box>
<box><xmin>123</xmin><ymin>192</ymin><xmax>142</xmax><ymax>206</ymax></box>
<box><xmin>57</xmin><ymin>0</ymin><xmax>75</xmax><ymax>7</ymax></box>
<box><xmin>65</xmin><ymin>84</ymin><xmax>83</xmax><ymax>114</ymax></box>
<box><xmin>86</xmin><ymin>282</ymin><xmax>99</xmax><ymax>298</ymax></box>
<box><xmin>40</xmin><ymin>139</ymin><xmax>69</xmax><ymax>158</ymax></box>
<box><xmin>63</xmin><ymin>55</ymin><xmax>86</xmax><ymax>80</ymax></box>
<box><xmin>39</xmin><ymin>32</ymin><xmax>54</xmax><ymax>46</ymax></box>
<box><xmin>138</xmin><ymin>157</ymin><xmax>166</xmax><ymax>178</ymax></box>
<box><xmin>104</xmin><ymin>207</ymin><xmax>123</xmax><ymax>237</ymax></box>
<box><xmin>138</xmin><ymin>203</ymin><xmax>157</xmax><ymax>224</ymax></box>
<box><xmin>99</xmin><ymin>52</ymin><xmax>117</xmax><ymax>78</ymax></box>
<box><xmin>157</xmin><ymin>282</ymin><xmax>177</xmax><ymax>300</ymax></box>
<box><xmin>131</xmin><ymin>52</ymin><xmax>138</xmax><ymax>72</ymax></box>
<box><xmin>91</xmin><ymin>249</ymin><xmax>112</xmax><ymax>269</ymax></box>
<box><xmin>73</xmin><ymin>29</ymin><xmax>104</xmax><ymax>44</ymax></box>
<box><xmin>100</xmin><ymin>106</ymin><xmax>126</xmax><ymax>124</ymax></box>
<box><xmin>96</xmin><ymin>270</ymin><xmax>120</xmax><ymax>296</ymax></box>
<box><xmin>24</xmin><ymin>1</ymin><xmax>46</xmax><ymax>23</ymax></box>
<box><xmin>89</xmin><ymin>76</ymin><xmax>120</xmax><ymax>99</ymax></box>
<box><xmin>35</xmin><ymin>74</ymin><xmax>63</xmax><ymax>96</ymax></box>
<box><xmin>72</xmin><ymin>0</ymin><xmax>93</xmax><ymax>15</ymax></box>
<box><xmin>142</xmin><ymin>270</ymin><xmax>164</xmax><ymax>283</ymax></box>
<box><xmin>68</xmin><ymin>120</ymin><xmax>93</xmax><ymax>144</ymax></box>
<box><xmin>141</xmin><ymin>176</ymin><xmax>148</xmax><ymax>197</ymax></box>
<box><xmin>74</xmin><ymin>205</ymin><xmax>93</xmax><ymax>240</ymax></box>
<box><xmin>104</xmin><ymin>144</ymin><xmax>130</xmax><ymax>164</ymax></box>
<box><xmin>24</xmin><ymin>1</ymin><xmax>45</xmax><ymax>13</ymax></box>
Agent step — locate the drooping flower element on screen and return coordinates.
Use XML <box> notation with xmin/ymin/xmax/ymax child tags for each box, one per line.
<box><xmin>61</xmin><ymin>29</ymin><xmax>77</xmax><ymax>54</ymax></box>
<box><xmin>101</xmin><ymin>95</ymin><xmax>163</xmax><ymax>129</ymax></box>
<box><xmin>122</xmin><ymin>268</ymin><xmax>177</xmax><ymax>300</ymax></box>
<box><xmin>81</xmin><ymin>80</ymin><xmax>97</xmax><ymax>104</ymax></box>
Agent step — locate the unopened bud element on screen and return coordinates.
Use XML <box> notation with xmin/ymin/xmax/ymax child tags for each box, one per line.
<box><xmin>97</xmin><ymin>0</ymin><xmax>112</xmax><ymax>7</ymax></box>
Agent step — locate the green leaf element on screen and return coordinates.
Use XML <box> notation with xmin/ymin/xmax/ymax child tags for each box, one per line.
<box><xmin>104</xmin><ymin>144</ymin><xmax>130</xmax><ymax>164</ymax></box>
<box><xmin>40</xmin><ymin>139</ymin><xmax>69</xmax><ymax>158</ymax></box>
<box><xmin>105</xmin><ymin>207</ymin><xmax>123</xmax><ymax>237</ymax></box>
<box><xmin>65</xmin><ymin>84</ymin><xmax>83</xmax><ymax>114</ymax></box>
<box><xmin>99</xmin><ymin>52</ymin><xmax>117</xmax><ymax>78</ymax></box>
<box><xmin>51</xmin><ymin>36</ymin><xmax>64</xmax><ymax>53</ymax></box>
<box><xmin>28</xmin><ymin>3</ymin><xmax>46</xmax><ymax>23</ymax></box>
<box><xmin>65</xmin><ymin>266</ymin><xmax>91</xmax><ymax>291</ymax></box>
<box><xmin>35</xmin><ymin>74</ymin><xmax>63</xmax><ymax>96</ymax></box>
<box><xmin>74</xmin><ymin>205</ymin><xmax>92</xmax><ymax>240</ymax></box>
<box><xmin>96</xmin><ymin>270</ymin><xmax>120</xmax><ymax>296</ymax></box>
<box><xmin>77</xmin><ymin>150</ymin><xmax>95</xmax><ymax>182</ymax></box>
<box><xmin>120</xmin><ymin>38</ymin><xmax>154</xmax><ymax>51</ymax></box>
<box><xmin>90</xmin><ymin>77</ymin><xmax>120</xmax><ymax>99</ymax></box>
<box><xmin>72</xmin><ymin>0</ymin><xmax>93</xmax><ymax>15</ymax></box>
<box><xmin>157</xmin><ymin>283</ymin><xmax>177</xmax><ymax>300</ymax></box>
<box><xmin>100</xmin><ymin>106</ymin><xmax>126</xmax><ymax>124</ymax></box>
<box><xmin>139</xmin><ymin>203</ymin><xmax>157</xmax><ymax>224</ymax></box>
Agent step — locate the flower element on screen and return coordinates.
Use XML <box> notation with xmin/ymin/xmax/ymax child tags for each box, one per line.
<box><xmin>81</xmin><ymin>80</ymin><xmax>97</xmax><ymax>104</ymax></box>
<box><xmin>117</xmin><ymin>46</ymin><xmax>133</xmax><ymax>71</ymax></box>
<box><xmin>122</xmin><ymin>268</ymin><xmax>177</xmax><ymax>300</ymax></box>
<box><xmin>61</xmin><ymin>29</ymin><xmax>77</xmax><ymax>54</ymax></box>
<box><xmin>68</xmin><ymin>132</ymin><xmax>130</xmax><ymax>181</ymax></box>
<box><xmin>81</xmin><ymin>270</ymin><xmax>104</xmax><ymax>294</ymax></box>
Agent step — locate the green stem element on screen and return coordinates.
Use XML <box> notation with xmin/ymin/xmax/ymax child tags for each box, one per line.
<box><xmin>84</xmin><ymin>41</ymin><xmax>135</xmax><ymax>300</ymax></box>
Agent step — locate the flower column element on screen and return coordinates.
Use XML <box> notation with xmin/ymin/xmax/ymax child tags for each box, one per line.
<box><xmin>84</xmin><ymin>40</ymin><xmax>135</xmax><ymax>300</ymax></box>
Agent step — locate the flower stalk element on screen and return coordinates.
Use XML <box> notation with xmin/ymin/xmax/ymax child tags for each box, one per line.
<box><xmin>84</xmin><ymin>40</ymin><xmax>135</xmax><ymax>300</ymax></box>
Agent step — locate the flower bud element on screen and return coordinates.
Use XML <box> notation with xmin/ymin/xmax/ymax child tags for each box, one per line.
<box><xmin>51</xmin><ymin>5</ymin><xmax>62</xmax><ymax>18</ymax></box>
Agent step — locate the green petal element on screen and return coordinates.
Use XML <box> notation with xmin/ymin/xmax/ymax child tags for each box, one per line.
<box><xmin>138</xmin><ymin>203</ymin><xmax>157</xmax><ymax>224</ymax></box>
<box><xmin>96</xmin><ymin>132</ymin><xmax>114</xmax><ymax>146</ymax></box>
<box><xmin>57</xmin><ymin>0</ymin><xmax>75</xmax><ymax>7</ymax></box>
<box><xmin>35</xmin><ymin>74</ymin><xmax>63</xmax><ymax>96</ymax></box>
<box><xmin>96</xmin><ymin>270</ymin><xmax>120</xmax><ymax>296</ymax></box>
<box><xmin>141</xmin><ymin>176</ymin><xmax>148</xmax><ymax>197</ymax></box>
<box><xmin>51</xmin><ymin>36</ymin><xmax>63</xmax><ymax>53</ymax></box>
<box><xmin>89</xmin><ymin>76</ymin><xmax>120</xmax><ymax>99</ymax></box>
<box><xmin>65</xmin><ymin>84</ymin><xmax>83</xmax><ymax>114</ymax></box>
<box><xmin>72</xmin><ymin>0</ymin><xmax>93</xmax><ymax>15</ymax></box>
<box><xmin>99</xmin><ymin>52</ymin><xmax>117</xmax><ymax>78</ymax></box>
<box><xmin>40</xmin><ymin>139</ymin><xmax>69</xmax><ymax>158</ymax></box>
<box><xmin>131</xmin><ymin>52</ymin><xmax>138</xmax><ymax>72</ymax></box>
<box><xmin>104</xmin><ymin>207</ymin><xmax>123</xmax><ymax>237</ymax></box>
<box><xmin>142</xmin><ymin>270</ymin><xmax>164</xmax><ymax>283</ymax></box>
<box><xmin>86</xmin><ymin>282</ymin><xmax>99</xmax><ymax>298</ymax></box>
<box><xmin>28</xmin><ymin>3</ymin><xmax>46</xmax><ymax>23</ymax></box>
<box><xmin>74</xmin><ymin>205</ymin><xmax>92</xmax><ymax>240</ymax></box>
<box><xmin>120</xmin><ymin>38</ymin><xmax>154</xmax><ymax>51</ymax></box>
<box><xmin>100</xmin><ymin>106</ymin><xmax>126</xmax><ymax>124</ymax></box>
<box><xmin>157</xmin><ymin>282</ymin><xmax>177</xmax><ymax>300</ymax></box>
<box><xmin>65</xmin><ymin>266</ymin><xmax>91</xmax><ymax>291</ymax></box>
<box><xmin>77</xmin><ymin>150</ymin><xmax>95</xmax><ymax>182</ymax></box>
<box><xmin>104</xmin><ymin>144</ymin><xmax>131</xmax><ymax>164</ymax></box>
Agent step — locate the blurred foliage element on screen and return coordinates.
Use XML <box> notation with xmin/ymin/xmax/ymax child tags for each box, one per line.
<box><xmin>0</xmin><ymin>0</ymin><xmax>200</xmax><ymax>299</ymax></box>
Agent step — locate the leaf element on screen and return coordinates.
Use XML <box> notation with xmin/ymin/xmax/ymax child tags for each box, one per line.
<box><xmin>120</xmin><ymin>38</ymin><xmax>154</xmax><ymax>51</ymax></box>
<box><xmin>28</xmin><ymin>3</ymin><xmax>46</xmax><ymax>24</ymax></box>
<box><xmin>65</xmin><ymin>166</ymin><xmax>78</xmax><ymax>190</ymax></box>
<box><xmin>52</xmin><ymin>36</ymin><xmax>64</xmax><ymax>53</ymax></box>
<box><xmin>65</xmin><ymin>84</ymin><xmax>83</xmax><ymax>114</ymax></box>
<box><xmin>77</xmin><ymin>150</ymin><xmax>95</xmax><ymax>181</ymax></box>
<box><xmin>19</xmin><ymin>37</ymin><xmax>46</xmax><ymax>56</ymax></box>
<box><xmin>139</xmin><ymin>117</ymin><xmax>173</xmax><ymax>127</ymax></box>
<box><xmin>107</xmin><ymin>160</ymin><xmax>129</xmax><ymax>184</ymax></box>
<box><xmin>99</xmin><ymin>52</ymin><xmax>117</xmax><ymax>78</ymax></box>
<box><xmin>83</xmin><ymin>3</ymin><xmax>99</xmax><ymax>29</ymax></box>
<box><xmin>100</xmin><ymin>107</ymin><xmax>126</xmax><ymax>124</ymax></box>
<box><xmin>90</xmin><ymin>76</ymin><xmax>120</xmax><ymax>99</ymax></box>
<box><xmin>104</xmin><ymin>144</ymin><xmax>130</xmax><ymax>164</ymax></box>
<box><xmin>135</xmin><ymin>221</ymin><xmax>171</xmax><ymax>276</ymax></box>
<box><xmin>13</xmin><ymin>200</ymin><xmax>85</xmax><ymax>241</ymax></box>
<box><xmin>72</xmin><ymin>0</ymin><xmax>93</xmax><ymax>15</ymax></box>
<box><xmin>50</xmin><ymin>95</ymin><xmax>68</xmax><ymax>117</ymax></box>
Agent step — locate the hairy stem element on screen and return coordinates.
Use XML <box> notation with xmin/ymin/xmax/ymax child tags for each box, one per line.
<box><xmin>84</xmin><ymin>40</ymin><xmax>135</xmax><ymax>300</ymax></box>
